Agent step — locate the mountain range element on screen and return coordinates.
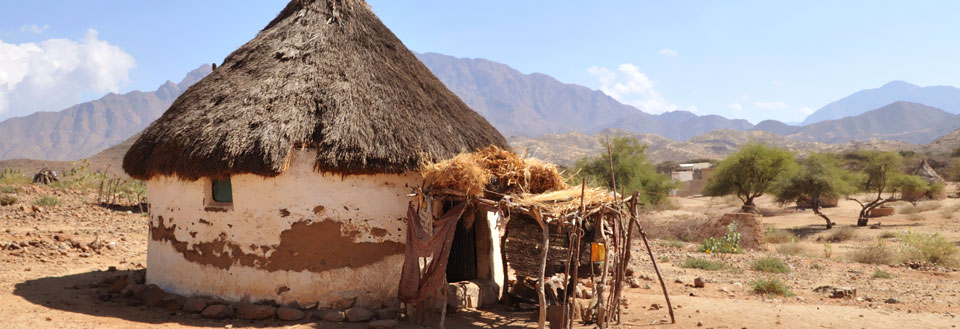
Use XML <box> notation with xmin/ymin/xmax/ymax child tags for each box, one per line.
<box><xmin>2</xmin><ymin>52</ymin><xmax>960</xmax><ymax>168</ymax></box>
<box><xmin>801</xmin><ymin>81</ymin><xmax>960</xmax><ymax>125</ymax></box>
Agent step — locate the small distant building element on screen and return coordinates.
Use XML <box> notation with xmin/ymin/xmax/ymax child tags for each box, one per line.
<box><xmin>670</xmin><ymin>162</ymin><xmax>713</xmax><ymax>197</ymax></box>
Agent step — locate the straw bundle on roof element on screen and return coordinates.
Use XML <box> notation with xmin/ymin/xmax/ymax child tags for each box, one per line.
<box><xmin>422</xmin><ymin>146</ymin><xmax>567</xmax><ymax>197</ymax></box>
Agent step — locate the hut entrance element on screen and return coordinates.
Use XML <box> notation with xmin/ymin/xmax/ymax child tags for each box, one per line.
<box><xmin>446</xmin><ymin>217</ymin><xmax>478</xmax><ymax>282</ymax></box>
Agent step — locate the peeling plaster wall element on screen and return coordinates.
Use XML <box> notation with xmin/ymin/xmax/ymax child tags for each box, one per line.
<box><xmin>144</xmin><ymin>148</ymin><xmax>419</xmax><ymax>306</ymax></box>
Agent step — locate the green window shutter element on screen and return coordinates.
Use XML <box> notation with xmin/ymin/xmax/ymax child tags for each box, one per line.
<box><xmin>212</xmin><ymin>178</ymin><xmax>233</xmax><ymax>202</ymax></box>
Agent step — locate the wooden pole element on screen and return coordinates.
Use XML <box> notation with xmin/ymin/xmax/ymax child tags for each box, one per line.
<box><xmin>595</xmin><ymin>213</ymin><xmax>609</xmax><ymax>329</ymax></box>
<box><xmin>637</xmin><ymin>219</ymin><xmax>675</xmax><ymax>324</ymax></box>
<box><xmin>568</xmin><ymin>179</ymin><xmax>586</xmax><ymax>329</ymax></box>
<box><xmin>534</xmin><ymin>208</ymin><xmax>549</xmax><ymax>329</ymax></box>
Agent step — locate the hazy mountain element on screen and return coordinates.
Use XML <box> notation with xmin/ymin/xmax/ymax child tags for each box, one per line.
<box><xmin>416</xmin><ymin>52</ymin><xmax>754</xmax><ymax>139</ymax></box>
<box><xmin>787</xmin><ymin>101</ymin><xmax>960</xmax><ymax>144</ymax></box>
<box><xmin>753</xmin><ymin>120</ymin><xmax>799</xmax><ymax>136</ymax></box>
<box><xmin>0</xmin><ymin>65</ymin><xmax>212</xmax><ymax>161</ymax></box>
<box><xmin>801</xmin><ymin>81</ymin><xmax>960</xmax><ymax>125</ymax></box>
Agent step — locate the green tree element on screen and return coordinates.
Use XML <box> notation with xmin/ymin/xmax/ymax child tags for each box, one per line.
<box><xmin>775</xmin><ymin>153</ymin><xmax>856</xmax><ymax>229</ymax></box>
<box><xmin>573</xmin><ymin>136</ymin><xmax>675</xmax><ymax>205</ymax></box>
<box><xmin>848</xmin><ymin>151</ymin><xmax>930</xmax><ymax>226</ymax></box>
<box><xmin>703</xmin><ymin>143</ymin><xmax>797</xmax><ymax>212</ymax></box>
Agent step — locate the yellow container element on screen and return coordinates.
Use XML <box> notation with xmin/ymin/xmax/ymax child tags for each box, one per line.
<box><xmin>591</xmin><ymin>243</ymin><xmax>606</xmax><ymax>262</ymax></box>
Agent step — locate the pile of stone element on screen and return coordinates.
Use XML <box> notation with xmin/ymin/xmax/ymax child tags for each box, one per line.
<box><xmin>102</xmin><ymin>271</ymin><xmax>400</xmax><ymax>328</ymax></box>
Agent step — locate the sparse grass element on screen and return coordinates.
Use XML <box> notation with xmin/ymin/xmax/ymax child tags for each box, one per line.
<box><xmin>906</xmin><ymin>213</ymin><xmax>924</xmax><ymax>222</ymax></box>
<box><xmin>722</xmin><ymin>195</ymin><xmax>741</xmax><ymax>207</ymax></box>
<box><xmin>848</xmin><ymin>239</ymin><xmax>895</xmax><ymax>265</ymax></box>
<box><xmin>812</xmin><ymin>263</ymin><xmax>825</xmax><ymax>270</ymax></box>
<box><xmin>750</xmin><ymin>277</ymin><xmax>794</xmax><ymax>296</ymax></box>
<box><xmin>897</xmin><ymin>201</ymin><xmax>942</xmax><ymax>215</ymax></box>
<box><xmin>0</xmin><ymin>168</ymin><xmax>30</xmax><ymax>186</ymax></box>
<box><xmin>650</xmin><ymin>199</ymin><xmax>682</xmax><ymax>211</ymax></box>
<box><xmin>32</xmin><ymin>195</ymin><xmax>60</xmax><ymax>207</ymax></box>
<box><xmin>681</xmin><ymin>257</ymin><xmax>726</xmax><ymax>271</ymax></box>
<box><xmin>765</xmin><ymin>227</ymin><xmax>797</xmax><ymax>244</ymax></box>
<box><xmin>826</xmin><ymin>227</ymin><xmax>857</xmax><ymax>242</ymax></box>
<box><xmin>776</xmin><ymin>242</ymin><xmax>804</xmax><ymax>256</ymax></box>
<box><xmin>658</xmin><ymin>238</ymin><xmax>685</xmax><ymax>248</ymax></box>
<box><xmin>823</xmin><ymin>242</ymin><xmax>833</xmax><ymax>259</ymax></box>
<box><xmin>897</xmin><ymin>232</ymin><xmax>958</xmax><ymax>266</ymax></box>
<box><xmin>0</xmin><ymin>195</ymin><xmax>16</xmax><ymax>206</ymax></box>
<box><xmin>751</xmin><ymin>257</ymin><xmax>791</xmax><ymax>273</ymax></box>
<box><xmin>0</xmin><ymin>185</ymin><xmax>17</xmax><ymax>194</ymax></box>
<box><xmin>873</xmin><ymin>269</ymin><xmax>892</xmax><ymax>279</ymax></box>
<box><xmin>659</xmin><ymin>256</ymin><xmax>670</xmax><ymax>263</ymax></box>
<box><xmin>938</xmin><ymin>204</ymin><xmax>960</xmax><ymax>219</ymax></box>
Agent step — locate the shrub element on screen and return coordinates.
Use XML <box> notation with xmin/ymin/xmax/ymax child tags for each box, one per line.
<box><xmin>812</xmin><ymin>263</ymin><xmax>825</xmax><ymax>270</ymax></box>
<box><xmin>751</xmin><ymin>257</ymin><xmax>791</xmax><ymax>273</ymax></box>
<box><xmin>699</xmin><ymin>222</ymin><xmax>743</xmax><ymax>254</ymax></box>
<box><xmin>659</xmin><ymin>238</ymin><xmax>685</xmax><ymax>248</ymax></box>
<box><xmin>873</xmin><ymin>269</ymin><xmax>892</xmax><ymax>279</ymax></box>
<box><xmin>897</xmin><ymin>232</ymin><xmax>958</xmax><ymax>266</ymax></box>
<box><xmin>776</xmin><ymin>242</ymin><xmax>804</xmax><ymax>256</ymax></box>
<box><xmin>751</xmin><ymin>277</ymin><xmax>793</xmax><ymax>296</ymax></box>
<box><xmin>0</xmin><ymin>185</ymin><xmax>16</xmax><ymax>194</ymax></box>
<box><xmin>898</xmin><ymin>202</ymin><xmax>942</xmax><ymax>215</ymax></box>
<box><xmin>826</xmin><ymin>227</ymin><xmax>857</xmax><ymax>242</ymax></box>
<box><xmin>849</xmin><ymin>239</ymin><xmax>895</xmax><ymax>264</ymax></box>
<box><xmin>765</xmin><ymin>227</ymin><xmax>797</xmax><ymax>244</ymax></box>
<box><xmin>906</xmin><ymin>213</ymin><xmax>924</xmax><ymax>222</ymax></box>
<box><xmin>0</xmin><ymin>195</ymin><xmax>16</xmax><ymax>206</ymax></box>
<box><xmin>681</xmin><ymin>257</ymin><xmax>726</xmax><ymax>271</ymax></box>
<box><xmin>32</xmin><ymin>195</ymin><xmax>60</xmax><ymax>207</ymax></box>
<box><xmin>0</xmin><ymin>168</ymin><xmax>29</xmax><ymax>185</ymax></box>
<box><xmin>823</xmin><ymin>242</ymin><xmax>833</xmax><ymax>259</ymax></box>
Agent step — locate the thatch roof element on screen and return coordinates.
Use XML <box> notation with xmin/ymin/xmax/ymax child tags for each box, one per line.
<box><xmin>912</xmin><ymin>159</ymin><xmax>946</xmax><ymax>184</ymax></box>
<box><xmin>123</xmin><ymin>0</ymin><xmax>506</xmax><ymax>180</ymax></box>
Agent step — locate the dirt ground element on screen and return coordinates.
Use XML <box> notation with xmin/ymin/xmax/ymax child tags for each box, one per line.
<box><xmin>1</xmin><ymin>184</ymin><xmax>959</xmax><ymax>328</ymax></box>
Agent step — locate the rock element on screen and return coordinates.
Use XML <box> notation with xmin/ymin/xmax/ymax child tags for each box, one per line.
<box><xmin>625</xmin><ymin>268</ymin><xmax>635</xmax><ymax>277</ymax></box>
<box><xmin>375</xmin><ymin>307</ymin><xmax>399</xmax><ymax>320</ymax></box>
<box><xmin>368</xmin><ymin>319</ymin><xmax>399</xmax><ymax>329</ymax></box>
<box><xmin>236</xmin><ymin>303</ymin><xmax>277</xmax><ymax>320</ymax></box>
<box><xmin>674</xmin><ymin>278</ymin><xmax>684</xmax><ymax>284</ymax></box>
<box><xmin>697</xmin><ymin>321</ymin><xmax>704</xmax><ymax>327</ymax></box>
<box><xmin>649</xmin><ymin>303</ymin><xmax>662</xmax><ymax>310</ymax></box>
<box><xmin>355</xmin><ymin>294</ymin><xmax>383</xmax><ymax>310</ymax></box>
<box><xmin>628</xmin><ymin>277</ymin><xmax>641</xmax><ymax>288</ymax></box>
<box><xmin>276</xmin><ymin>307</ymin><xmax>305</xmax><ymax>321</ymax></box>
<box><xmin>322</xmin><ymin>310</ymin><xmax>346</xmax><ymax>322</ymax></box>
<box><xmin>140</xmin><ymin>285</ymin><xmax>169</xmax><ymax>307</ymax></box>
<box><xmin>161</xmin><ymin>295</ymin><xmax>184</xmax><ymax>311</ymax></box>
<box><xmin>329</xmin><ymin>290</ymin><xmax>359</xmax><ymax>309</ymax></box>
<box><xmin>345</xmin><ymin>307</ymin><xmax>374</xmax><ymax>322</ymax></box>
<box><xmin>182</xmin><ymin>297</ymin><xmax>210</xmax><ymax>313</ymax></box>
<box><xmin>885</xmin><ymin>297</ymin><xmax>900</xmax><ymax>304</ymax></box>
<box><xmin>694</xmin><ymin>277</ymin><xmax>705</xmax><ymax>288</ymax></box>
<box><xmin>109</xmin><ymin>275</ymin><xmax>128</xmax><ymax>293</ymax></box>
<box><xmin>517</xmin><ymin>303</ymin><xmax>537</xmax><ymax>311</ymax></box>
<box><xmin>201</xmin><ymin>304</ymin><xmax>232</xmax><ymax>319</ymax></box>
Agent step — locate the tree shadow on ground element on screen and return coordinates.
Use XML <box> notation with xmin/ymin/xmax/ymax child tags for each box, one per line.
<box><xmin>11</xmin><ymin>269</ymin><xmax>422</xmax><ymax>328</ymax></box>
<box><xmin>444</xmin><ymin>308</ymin><xmax>536</xmax><ymax>328</ymax></box>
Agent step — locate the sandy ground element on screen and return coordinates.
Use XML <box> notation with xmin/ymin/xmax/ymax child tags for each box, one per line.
<box><xmin>1</xmin><ymin>184</ymin><xmax>959</xmax><ymax>328</ymax></box>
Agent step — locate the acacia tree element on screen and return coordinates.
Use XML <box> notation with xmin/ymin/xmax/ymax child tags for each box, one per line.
<box><xmin>573</xmin><ymin>136</ymin><xmax>675</xmax><ymax>205</ymax></box>
<box><xmin>775</xmin><ymin>153</ymin><xmax>856</xmax><ymax>229</ymax></box>
<box><xmin>703</xmin><ymin>143</ymin><xmax>797</xmax><ymax>212</ymax></box>
<box><xmin>848</xmin><ymin>152</ymin><xmax>930</xmax><ymax>226</ymax></box>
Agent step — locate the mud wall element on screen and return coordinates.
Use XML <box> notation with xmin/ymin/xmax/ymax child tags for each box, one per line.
<box><xmin>145</xmin><ymin>148</ymin><xmax>419</xmax><ymax>307</ymax></box>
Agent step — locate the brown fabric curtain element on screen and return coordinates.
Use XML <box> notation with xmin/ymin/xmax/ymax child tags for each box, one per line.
<box><xmin>398</xmin><ymin>201</ymin><xmax>467</xmax><ymax>304</ymax></box>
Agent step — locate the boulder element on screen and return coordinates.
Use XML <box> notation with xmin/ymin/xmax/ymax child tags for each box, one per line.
<box><xmin>140</xmin><ymin>285</ymin><xmax>168</xmax><ymax>307</ymax></box>
<box><xmin>109</xmin><ymin>275</ymin><xmax>128</xmax><ymax>293</ymax></box>
<box><xmin>694</xmin><ymin>277</ymin><xmax>705</xmax><ymax>288</ymax></box>
<box><xmin>368</xmin><ymin>319</ymin><xmax>399</xmax><ymax>329</ymax></box>
<box><xmin>236</xmin><ymin>303</ymin><xmax>277</xmax><ymax>320</ymax></box>
<box><xmin>182</xmin><ymin>297</ymin><xmax>210</xmax><ymax>313</ymax></box>
<box><xmin>277</xmin><ymin>307</ymin><xmax>305</xmax><ymax>321</ymax></box>
<box><xmin>322</xmin><ymin>310</ymin><xmax>346</xmax><ymax>322</ymax></box>
<box><xmin>201</xmin><ymin>304</ymin><xmax>232</xmax><ymax>319</ymax></box>
<box><xmin>345</xmin><ymin>307</ymin><xmax>374</xmax><ymax>322</ymax></box>
<box><xmin>161</xmin><ymin>295</ymin><xmax>184</xmax><ymax>311</ymax></box>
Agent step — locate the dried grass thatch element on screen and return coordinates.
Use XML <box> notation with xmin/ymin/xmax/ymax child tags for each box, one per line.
<box><xmin>422</xmin><ymin>146</ymin><xmax>567</xmax><ymax>197</ymax></box>
<box><xmin>123</xmin><ymin>0</ymin><xmax>506</xmax><ymax>180</ymax></box>
<box><xmin>514</xmin><ymin>187</ymin><xmax>614</xmax><ymax>215</ymax></box>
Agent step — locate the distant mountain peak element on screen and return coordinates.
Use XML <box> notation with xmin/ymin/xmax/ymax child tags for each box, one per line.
<box><xmin>881</xmin><ymin>80</ymin><xmax>918</xmax><ymax>89</ymax></box>
<box><xmin>801</xmin><ymin>81</ymin><xmax>960</xmax><ymax>125</ymax></box>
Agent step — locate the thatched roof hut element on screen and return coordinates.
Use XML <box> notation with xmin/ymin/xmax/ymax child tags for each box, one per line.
<box><xmin>123</xmin><ymin>0</ymin><xmax>506</xmax><ymax>180</ymax></box>
<box><xmin>124</xmin><ymin>0</ymin><xmax>507</xmax><ymax>311</ymax></box>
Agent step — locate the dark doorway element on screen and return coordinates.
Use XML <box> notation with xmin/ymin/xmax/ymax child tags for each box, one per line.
<box><xmin>446</xmin><ymin>215</ymin><xmax>478</xmax><ymax>282</ymax></box>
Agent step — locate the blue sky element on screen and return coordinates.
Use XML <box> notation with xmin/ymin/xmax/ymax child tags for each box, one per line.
<box><xmin>2</xmin><ymin>1</ymin><xmax>959</xmax><ymax>124</ymax></box>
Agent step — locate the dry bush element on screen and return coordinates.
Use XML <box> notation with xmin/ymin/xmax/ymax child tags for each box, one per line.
<box><xmin>751</xmin><ymin>257</ymin><xmax>791</xmax><ymax>273</ymax></box>
<box><xmin>751</xmin><ymin>277</ymin><xmax>793</xmax><ymax>296</ymax></box>
<box><xmin>898</xmin><ymin>232</ymin><xmax>958</xmax><ymax>266</ymax></box>
<box><xmin>849</xmin><ymin>239</ymin><xmax>895</xmax><ymax>264</ymax></box>
<box><xmin>906</xmin><ymin>213</ymin><xmax>924</xmax><ymax>222</ymax></box>
<box><xmin>766</xmin><ymin>227</ymin><xmax>797</xmax><ymax>244</ymax></box>
<box><xmin>422</xmin><ymin>153</ymin><xmax>490</xmax><ymax>196</ymax></box>
<box><xmin>937</xmin><ymin>204</ymin><xmax>960</xmax><ymax>219</ymax></box>
<box><xmin>826</xmin><ymin>227</ymin><xmax>857</xmax><ymax>242</ymax></box>
<box><xmin>0</xmin><ymin>195</ymin><xmax>16</xmax><ymax>206</ymax></box>
<box><xmin>898</xmin><ymin>201</ymin><xmax>942</xmax><ymax>215</ymax></box>
<box><xmin>681</xmin><ymin>257</ymin><xmax>726</xmax><ymax>271</ymax></box>
<box><xmin>776</xmin><ymin>242</ymin><xmax>805</xmax><ymax>256</ymax></box>
<box><xmin>525</xmin><ymin>159</ymin><xmax>566</xmax><ymax>194</ymax></box>
<box><xmin>423</xmin><ymin>146</ymin><xmax>566</xmax><ymax>197</ymax></box>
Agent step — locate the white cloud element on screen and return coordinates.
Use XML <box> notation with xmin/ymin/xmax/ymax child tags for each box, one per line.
<box><xmin>0</xmin><ymin>29</ymin><xmax>135</xmax><ymax>119</ymax></box>
<box><xmin>729</xmin><ymin>103</ymin><xmax>743</xmax><ymax>113</ymax></box>
<box><xmin>754</xmin><ymin>101</ymin><xmax>788</xmax><ymax>111</ymax></box>
<box><xmin>800</xmin><ymin>106</ymin><xmax>814</xmax><ymax>114</ymax></box>
<box><xmin>771</xmin><ymin>80</ymin><xmax>781</xmax><ymax>87</ymax></box>
<box><xmin>588</xmin><ymin>63</ymin><xmax>687</xmax><ymax>114</ymax></box>
<box><xmin>658</xmin><ymin>48</ymin><xmax>678</xmax><ymax>56</ymax></box>
<box><xmin>19</xmin><ymin>24</ymin><xmax>49</xmax><ymax>34</ymax></box>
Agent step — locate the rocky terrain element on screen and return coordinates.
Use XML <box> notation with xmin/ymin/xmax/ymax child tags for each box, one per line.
<box><xmin>1</xmin><ymin>178</ymin><xmax>958</xmax><ymax>328</ymax></box>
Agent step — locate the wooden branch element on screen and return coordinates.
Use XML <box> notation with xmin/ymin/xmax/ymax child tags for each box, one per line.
<box><xmin>534</xmin><ymin>208</ymin><xmax>549</xmax><ymax>329</ymax></box>
<box><xmin>636</xmin><ymin>218</ymin><xmax>675</xmax><ymax>324</ymax></box>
